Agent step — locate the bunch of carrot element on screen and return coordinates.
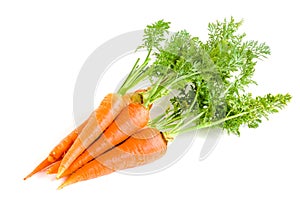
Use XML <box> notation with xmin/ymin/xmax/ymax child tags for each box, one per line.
<box><xmin>24</xmin><ymin>18</ymin><xmax>291</xmax><ymax>189</ymax></box>
<box><xmin>24</xmin><ymin>92</ymin><xmax>167</xmax><ymax>189</ymax></box>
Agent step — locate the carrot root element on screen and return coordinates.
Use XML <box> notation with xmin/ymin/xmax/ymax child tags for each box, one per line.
<box><xmin>24</xmin><ymin>158</ymin><xmax>51</xmax><ymax>180</ymax></box>
<box><xmin>58</xmin><ymin>128</ymin><xmax>167</xmax><ymax>189</ymax></box>
<box><xmin>24</xmin><ymin>116</ymin><xmax>89</xmax><ymax>180</ymax></box>
<box><xmin>57</xmin><ymin>93</ymin><xmax>128</xmax><ymax>178</ymax></box>
<box><xmin>57</xmin><ymin>160</ymin><xmax>114</xmax><ymax>190</ymax></box>
<box><xmin>48</xmin><ymin>118</ymin><xmax>89</xmax><ymax>162</ymax></box>
<box><xmin>59</xmin><ymin>102</ymin><xmax>150</xmax><ymax>178</ymax></box>
<box><xmin>46</xmin><ymin>160</ymin><xmax>62</xmax><ymax>174</ymax></box>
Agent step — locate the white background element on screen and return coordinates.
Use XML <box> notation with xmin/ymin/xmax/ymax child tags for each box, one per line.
<box><xmin>1</xmin><ymin>0</ymin><xmax>299</xmax><ymax>201</ymax></box>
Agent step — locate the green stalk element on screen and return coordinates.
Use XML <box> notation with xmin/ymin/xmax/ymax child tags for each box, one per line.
<box><xmin>118</xmin><ymin>49</ymin><xmax>152</xmax><ymax>95</ymax></box>
<box><xmin>142</xmin><ymin>72</ymin><xmax>200</xmax><ymax>107</ymax></box>
<box><xmin>117</xmin><ymin>57</ymin><xmax>141</xmax><ymax>95</ymax></box>
<box><xmin>172</xmin><ymin>111</ymin><xmax>249</xmax><ymax>136</ymax></box>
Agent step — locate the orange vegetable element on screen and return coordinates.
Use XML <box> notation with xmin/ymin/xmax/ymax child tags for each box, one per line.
<box><xmin>46</xmin><ymin>160</ymin><xmax>61</xmax><ymax>174</ymax></box>
<box><xmin>58</xmin><ymin>128</ymin><xmax>167</xmax><ymax>189</ymax></box>
<box><xmin>57</xmin><ymin>93</ymin><xmax>130</xmax><ymax>178</ymax></box>
<box><xmin>23</xmin><ymin>158</ymin><xmax>52</xmax><ymax>180</ymax></box>
<box><xmin>48</xmin><ymin>119</ymin><xmax>89</xmax><ymax>162</ymax></box>
<box><xmin>23</xmin><ymin>119</ymin><xmax>88</xmax><ymax>180</ymax></box>
<box><xmin>59</xmin><ymin>102</ymin><xmax>150</xmax><ymax>178</ymax></box>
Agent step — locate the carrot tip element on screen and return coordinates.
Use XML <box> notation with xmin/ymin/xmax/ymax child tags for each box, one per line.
<box><xmin>56</xmin><ymin>168</ymin><xmax>65</xmax><ymax>179</ymax></box>
<box><xmin>57</xmin><ymin>181</ymin><xmax>70</xmax><ymax>190</ymax></box>
<box><xmin>23</xmin><ymin>173</ymin><xmax>33</xmax><ymax>180</ymax></box>
<box><xmin>57</xmin><ymin>184</ymin><xmax>64</xmax><ymax>190</ymax></box>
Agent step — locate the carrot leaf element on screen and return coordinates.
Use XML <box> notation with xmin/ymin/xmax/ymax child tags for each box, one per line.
<box><xmin>119</xmin><ymin>17</ymin><xmax>291</xmax><ymax>136</ymax></box>
<box><xmin>147</xmin><ymin>17</ymin><xmax>291</xmax><ymax>136</ymax></box>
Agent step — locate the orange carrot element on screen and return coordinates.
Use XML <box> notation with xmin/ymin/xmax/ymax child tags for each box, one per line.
<box><xmin>48</xmin><ymin>119</ymin><xmax>89</xmax><ymax>162</ymax></box>
<box><xmin>58</xmin><ymin>128</ymin><xmax>167</xmax><ymax>189</ymax></box>
<box><xmin>46</xmin><ymin>160</ymin><xmax>62</xmax><ymax>174</ymax></box>
<box><xmin>59</xmin><ymin>103</ymin><xmax>150</xmax><ymax>177</ymax></box>
<box><xmin>23</xmin><ymin>118</ymin><xmax>88</xmax><ymax>180</ymax></box>
<box><xmin>57</xmin><ymin>93</ymin><xmax>130</xmax><ymax>177</ymax></box>
<box><xmin>23</xmin><ymin>158</ymin><xmax>52</xmax><ymax>180</ymax></box>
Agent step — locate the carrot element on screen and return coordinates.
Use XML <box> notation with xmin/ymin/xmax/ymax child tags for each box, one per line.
<box><xmin>23</xmin><ymin>117</ymin><xmax>89</xmax><ymax>180</ymax></box>
<box><xmin>46</xmin><ymin>160</ymin><xmax>62</xmax><ymax>174</ymax></box>
<box><xmin>58</xmin><ymin>128</ymin><xmax>167</xmax><ymax>189</ymax></box>
<box><xmin>57</xmin><ymin>93</ymin><xmax>130</xmax><ymax>178</ymax></box>
<box><xmin>59</xmin><ymin>102</ymin><xmax>150</xmax><ymax>178</ymax></box>
<box><xmin>23</xmin><ymin>158</ymin><xmax>52</xmax><ymax>180</ymax></box>
<box><xmin>48</xmin><ymin>119</ymin><xmax>89</xmax><ymax>162</ymax></box>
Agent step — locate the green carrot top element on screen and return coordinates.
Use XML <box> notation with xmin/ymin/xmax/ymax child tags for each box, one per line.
<box><xmin>118</xmin><ymin>17</ymin><xmax>291</xmax><ymax>136</ymax></box>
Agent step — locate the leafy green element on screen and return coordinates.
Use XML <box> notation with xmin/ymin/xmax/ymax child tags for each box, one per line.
<box><xmin>146</xmin><ymin>18</ymin><xmax>291</xmax><ymax>136</ymax></box>
<box><xmin>118</xmin><ymin>18</ymin><xmax>291</xmax><ymax>136</ymax></box>
<box><xmin>139</xmin><ymin>19</ymin><xmax>171</xmax><ymax>51</ymax></box>
<box><xmin>222</xmin><ymin>93</ymin><xmax>291</xmax><ymax>135</ymax></box>
<box><xmin>202</xmin><ymin>17</ymin><xmax>271</xmax><ymax>94</ymax></box>
<box><xmin>117</xmin><ymin>20</ymin><xmax>170</xmax><ymax>95</ymax></box>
